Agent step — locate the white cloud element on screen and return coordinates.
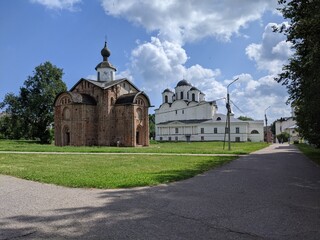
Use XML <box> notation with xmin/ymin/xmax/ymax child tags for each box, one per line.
<box><xmin>130</xmin><ymin>37</ymin><xmax>222</xmax><ymax>103</ymax></box>
<box><xmin>116</xmin><ymin>69</ymin><xmax>133</xmax><ymax>81</ymax></box>
<box><xmin>30</xmin><ymin>0</ymin><xmax>82</xmax><ymax>11</ymax></box>
<box><xmin>101</xmin><ymin>0</ymin><xmax>277</xmax><ymax>44</ymax></box>
<box><xmin>225</xmin><ymin>74</ymin><xmax>291</xmax><ymax>121</ymax></box>
<box><xmin>131</xmin><ymin>37</ymin><xmax>187</xmax><ymax>88</ymax></box>
<box><xmin>246</xmin><ymin>22</ymin><xmax>293</xmax><ymax>75</ymax></box>
<box><xmin>86</xmin><ymin>74</ymin><xmax>97</xmax><ymax>80</ymax></box>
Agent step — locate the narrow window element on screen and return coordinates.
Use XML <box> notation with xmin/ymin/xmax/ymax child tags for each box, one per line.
<box><xmin>192</xmin><ymin>93</ymin><xmax>195</xmax><ymax>101</ymax></box>
<box><xmin>165</xmin><ymin>95</ymin><xmax>168</xmax><ymax>103</ymax></box>
<box><xmin>236</xmin><ymin>127</ymin><xmax>240</xmax><ymax>134</ymax></box>
<box><xmin>180</xmin><ymin>91</ymin><xmax>183</xmax><ymax>99</ymax></box>
<box><xmin>201</xmin><ymin>128</ymin><xmax>204</xmax><ymax>134</ymax></box>
<box><xmin>175</xmin><ymin>128</ymin><xmax>179</xmax><ymax>134</ymax></box>
<box><xmin>214</xmin><ymin>128</ymin><xmax>218</xmax><ymax>134</ymax></box>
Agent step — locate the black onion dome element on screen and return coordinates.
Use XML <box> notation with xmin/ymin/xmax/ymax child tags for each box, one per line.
<box><xmin>95</xmin><ymin>41</ymin><xmax>116</xmax><ymax>71</ymax></box>
<box><xmin>101</xmin><ymin>41</ymin><xmax>111</xmax><ymax>60</ymax></box>
<box><xmin>176</xmin><ymin>79</ymin><xmax>191</xmax><ymax>87</ymax></box>
<box><xmin>162</xmin><ymin>88</ymin><xmax>173</xmax><ymax>93</ymax></box>
<box><xmin>190</xmin><ymin>86</ymin><xmax>199</xmax><ymax>91</ymax></box>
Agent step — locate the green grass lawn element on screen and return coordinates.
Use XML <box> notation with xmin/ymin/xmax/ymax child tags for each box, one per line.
<box><xmin>0</xmin><ymin>153</ymin><xmax>236</xmax><ymax>188</ymax></box>
<box><xmin>0</xmin><ymin>139</ymin><xmax>268</xmax><ymax>154</ymax></box>
<box><xmin>0</xmin><ymin>140</ymin><xmax>269</xmax><ymax>189</ymax></box>
<box><xmin>297</xmin><ymin>143</ymin><xmax>320</xmax><ymax>165</ymax></box>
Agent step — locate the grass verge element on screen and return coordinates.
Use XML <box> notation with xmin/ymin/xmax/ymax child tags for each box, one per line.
<box><xmin>296</xmin><ymin>143</ymin><xmax>320</xmax><ymax>165</ymax></box>
<box><xmin>0</xmin><ymin>154</ymin><xmax>236</xmax><ymax>189</ymax></box>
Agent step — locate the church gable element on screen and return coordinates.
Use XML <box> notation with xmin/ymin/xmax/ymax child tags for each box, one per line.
<box><xmin>70</xmin><ymin>79</ymin><xmax>99</xmax><ymax>93</ymax></box>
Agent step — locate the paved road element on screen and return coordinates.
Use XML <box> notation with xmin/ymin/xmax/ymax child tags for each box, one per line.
<box><xmin>1</xmin><ymin>144</ymin><xmax>320</xmax><ymax>239</ymax></box>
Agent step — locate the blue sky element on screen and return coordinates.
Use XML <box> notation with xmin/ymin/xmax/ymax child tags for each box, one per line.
<box><xmin>0</xmin><ymin>0</ymin><xmax>293</xmax><ymax>123</ymax></box>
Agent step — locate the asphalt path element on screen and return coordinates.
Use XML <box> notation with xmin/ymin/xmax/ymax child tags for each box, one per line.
<box><xmin>1</xmin><ymin>143</ymin><xmax>320</xmax><ymax>239</ymax></box>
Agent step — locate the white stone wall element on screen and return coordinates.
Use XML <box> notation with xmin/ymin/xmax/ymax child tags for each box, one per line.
<box><xmin>155</xmin><ymin>118</ymin><xmax>264</xmax><ymax>142</ymax></box>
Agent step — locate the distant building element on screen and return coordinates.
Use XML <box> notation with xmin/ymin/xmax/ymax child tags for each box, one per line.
<box><xmin>155</xmin><ymin>80</ymin><xmax>264</xmax><ymax>142</ymax></box>
<box><xmin>275</xmin><ymin>116</ymin><xmax>299</xmax><ymax>143</ymax></box>
<box><xmin>54</xmin><ymin>42</ymin><xmax>151</xmax><ymax>147</ymax></box>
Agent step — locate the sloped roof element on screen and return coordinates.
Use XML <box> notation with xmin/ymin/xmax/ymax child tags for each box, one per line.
<box><xmin>115</xmin><ymin>93</ymin><xmax>137</xmax><ymax>105</ymax></box>
<box><xmin>69</xmin><ymin>92</ymin><xmax>96</xmax><ymax>105</ymax></box>
<box><xmin>54</xmin><ymin>92</ymin><xmax>97</xmax><ymax>106</ymax></box>
<box><xmin>69</xmin><ymin>78</ymin><xmax>140</xmax><ymax>92</ymax></box>
<box><xmin>115</xmin><ymin>91</ymin><xmax>151</xmax><ymax>107</ymax></box>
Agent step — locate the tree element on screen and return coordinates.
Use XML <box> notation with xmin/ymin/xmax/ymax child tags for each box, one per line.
<box><xmin>149</xmin><ymin>113</ymin><xmax>155</xmax><ymax>140</ymax></box>
<box><xmin>237</xmin><ymin>116</ymin><xmax>254</xmax><ymax>121</ymax></box>
<box><xmin>276</xmin><ymin>132</ymin><xmax>290</xmax><ymax>143</ymax></box>
<box><xmin>0</xmin><ymin>62</ymin><xmax>67</xmax><ymax>143</ymax></box>
<box><xmin>275</xmin><ymin>0</ymin><xmax>320</xmax><ymax>147</ymax></box>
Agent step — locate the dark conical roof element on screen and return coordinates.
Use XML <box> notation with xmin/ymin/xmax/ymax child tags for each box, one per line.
<box><xmin>176</xmin><ymin>79</ymin><xmax>191</xmax><ymax>87</ymax></box>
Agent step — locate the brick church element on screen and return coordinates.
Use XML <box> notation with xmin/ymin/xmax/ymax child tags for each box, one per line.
<box><xmin>54</xmin><ymin>42</ymin><xmax>151</xmax><ymax>147</ymax></box>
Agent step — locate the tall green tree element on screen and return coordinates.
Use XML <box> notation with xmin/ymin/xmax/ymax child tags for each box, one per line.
<box><xmin>276</xmin><ymin>0</ymin><xmax>320</xmax><ymax>147</ymax></box>
<box><xmin>0</xmin><ymin>62</ymin><xmax>67</xmax><ymax>143</ymax></box>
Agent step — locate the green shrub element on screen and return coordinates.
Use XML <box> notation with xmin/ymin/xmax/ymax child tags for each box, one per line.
<box><xmin>277</xmin><ymin>132</ymin><xmax>290</xmax><ymax>143</ymax></box>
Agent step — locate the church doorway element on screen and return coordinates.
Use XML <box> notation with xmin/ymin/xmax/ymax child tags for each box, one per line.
<box><xmin>63</xmin><ymin>126</ymin><xmax>70</xmax><ymax>146</ymax></box>
<box><xmin>136</xmin><ymin>130</ymin><xmax>140</xmax><ymax>145</ymax></box>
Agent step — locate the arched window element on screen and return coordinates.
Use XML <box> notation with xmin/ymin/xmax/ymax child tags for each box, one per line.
<box><xmin>180</xmin><ymin>91</ymin><xmax>184</xmax><ymax>99</ymax></box>
<box><xmin>192</xmin><ymin>93</ymin><xmax>195</xmax><ymax>101</ymax></box>
<box><xmin>251</xmin><ymin>130</ymin><xmax>259</xmax><ymax>134</ymax></box>
<box><xmin>136</xmin><ymin>97</ymin><xmax>145</xmax><ymax>106</ymax></box>
<box><xmin>165</xmin><ymin>95</ymin><xmax>168</xmax><ymax>103</ymax></box>
<box><xmin>216</xmin><ymin>117</ymin><xmax>221</xmax><ymax>121</ymax></box>
<box><xmin>63</xmin><ymin>107</ymin><xmax>70</xmax><ymax>120</ymax></box>
<box><xmin>136</xmin><ymin>108</ymin><xmax>143</xmax><ymax>121</ymax></box>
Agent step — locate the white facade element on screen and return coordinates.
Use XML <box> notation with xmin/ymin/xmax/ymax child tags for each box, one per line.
<box><xmin>155</xmin><ymin>80</ymin><xmax>264</xmax><ymax>142</ymax></box>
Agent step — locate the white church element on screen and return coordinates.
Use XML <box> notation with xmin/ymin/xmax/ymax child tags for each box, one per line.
<box><xmin>155</xmin><ymin>79</ymin><xmax>264</xmax><ymax>142</ymax></box>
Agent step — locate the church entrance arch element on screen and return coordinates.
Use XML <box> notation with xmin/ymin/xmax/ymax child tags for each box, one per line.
<box><xmin>63</xmin><ymin>126</ymin><xmax>70</xmax><ymax>146</ymax></box>
<box><xmin>136</xmin><ymin>125</ymin><xmax>144</xmax><ymax>146</ymax></box>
